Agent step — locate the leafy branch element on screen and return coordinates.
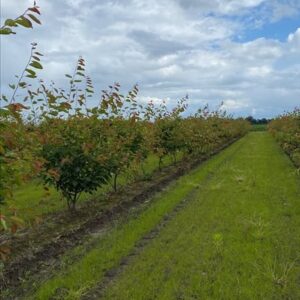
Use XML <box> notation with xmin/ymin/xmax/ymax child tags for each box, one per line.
<box><xmin>0</xmin><ymin>1</ymin><xmax>41</xmax><ymax>35</ymax></box>
<box><xmin>8</xmin><ymin>43</ymin><xmax>43</xmax><ymax>105</ymax></box>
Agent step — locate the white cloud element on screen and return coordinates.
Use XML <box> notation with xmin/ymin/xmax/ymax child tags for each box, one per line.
<box><xmin>270</xmin><ymin>1</ymin><xmax>300</xmax><ymax>21</ymax></box>
<box><xmin>139</xmin><ymin>96</ymin><xmax>171</xmax><ymax>105</ymax></box>
<box><xmin>222</xmin><ymin>99</ymin><xmax>249</xmax><ymax>110</ymax></box>
<box><xmin>247</xmin><ymin>66</ymin><xmax>272</xmax><ymax>77</ymax></box>
<box><xmin>218</xmin><ymin>0</ymin><xmax>266</xmax><ymax>14</ymax></box>
<box><xmin>288</xmin><ymin>27</ymin><xmax>300</xmax><ymax>48</ymax></box>
<box><xmin>159</xmin><ymin>65</ymin><xmax>182</xmax><ymax>77</ymax></box>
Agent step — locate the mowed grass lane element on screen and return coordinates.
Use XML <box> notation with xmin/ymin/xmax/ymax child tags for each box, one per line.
<box><xmin>103</xmin><ymin>132</ymin><xmax>300</xmax><ymax>299</ymax></box>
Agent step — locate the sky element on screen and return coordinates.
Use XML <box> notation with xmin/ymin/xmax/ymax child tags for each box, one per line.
<box><xmin>1</xmin><ymin>0</ymin><xmax>300</xmax><ymax>118</ymax></box>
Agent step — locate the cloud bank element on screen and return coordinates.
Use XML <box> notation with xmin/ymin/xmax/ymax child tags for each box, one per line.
<box><xmin>1</xmin><ymin>0</ymin><xmax>300</xmax><ymax>117</ymax></box>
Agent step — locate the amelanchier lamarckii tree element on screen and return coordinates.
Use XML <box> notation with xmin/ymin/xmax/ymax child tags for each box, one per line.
<box><xmin>269</xmin><ymin>108</ymin><xmax>300</xmax><ymax>169</ymax></box>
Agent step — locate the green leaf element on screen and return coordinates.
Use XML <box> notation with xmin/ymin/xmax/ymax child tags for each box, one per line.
<box><xmin>49</xmin><ymin>110</ymin><xmax>59</xmax><ymax>116</ymax></box>
<box><xmin>30</xmin><ymin>61</ymin><xmax>43</xmax><ymax>69</ymax></box>
<box><xmin>4</xmin><ymin>19</ymin><xmax>17</xmax><ymax>27</ymax></box>
<box><xmin>27</xmin><ymin>14</ymin><xmax>41</xmax><ymax>25</ymax></box>
<box><xmin>25</xmin><ymin>68</ymin><xmax>36</xmax><ymax>76</ymax></box>
<box><xmin>15</xmin><ymin>16</ymin><xmax>33</xmax><ymax>28</ymax></box>
<box><xmin>65</xmin><ymin>74</ymin><xmax>72</xmax><ymax>78</ymax></box>
<box><xmin>26</xmin><ymin>74</ymin><xmax>37</xmax><ymax>79</ymax></box>
<box><xmin>1</xmin><ymin>218</ymin><xmax>8</xmax><ymax>231</ymax></box>
<box><xmin>0</xmin><ymin>108</ymin><xmax>10</xmax><ymax>117</ymax></box>
<box><xmin>9</xmin><ymin>84</ymin><xmax>16</xmax><ymax>90</ymax></box>
<box><xmin>0</xmin><ymin>28</ymin><xmax>15</xmax><ymax>35</ymax></box>
<box><xmin>19</xmin><ymin>82</ymin><xmax>27</xmax><ymax>88</ymax></box>
<box><xmin>10</xmin><ymin>216</ymin><xmax>25</xmax><ymax>226</ymax></box>
<box><xmin>1</xmin><ymin>95</ymin><xmax>8</xmax><ymax>102</ymax></box>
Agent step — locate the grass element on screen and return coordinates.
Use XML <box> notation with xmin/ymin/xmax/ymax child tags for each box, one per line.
<box><xmin>1</xmin><ymin>153</ymin><xmax>180</xmax><ymax>222</ymax></box>
<box><xmin>251</xmin><ymin>124</ymin><xmax>267</xmax><ymax>131</ymax></box>
<box><xmin>27</xmin><ymin>134</ymin><xmax>245</xmax><ymax>299</ymax></box>
<box><xmin>103</xmin><ymin>132</ymin><xmax>300</xmax><ymax>299</ymax></box>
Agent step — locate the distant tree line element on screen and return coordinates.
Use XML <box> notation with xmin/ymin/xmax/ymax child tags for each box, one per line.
<box><xmin>245</xmin><ymin>116</ymin><xmax>272</xmax><ymax>125</ymax></box>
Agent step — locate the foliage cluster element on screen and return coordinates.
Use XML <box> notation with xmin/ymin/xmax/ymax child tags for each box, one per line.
<box><xmin>1</xmin><ymin>75</ymin><xmax>249</xmax><ymax>212</ymax></box>
<box><xmin>245</xmin><ymin>116</ymin><xmax>271</xmax><ymax>125</ymax></box>
<box><xmin>268</xmin><ymin>108</ymin><xmax>300</xmax><ymax>168</ymax></box>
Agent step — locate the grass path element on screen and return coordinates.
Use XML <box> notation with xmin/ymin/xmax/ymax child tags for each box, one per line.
<box><xmin>29</xmin><ymin>132</ymin><xmax>300</xmax><ymax>299</ymax></box>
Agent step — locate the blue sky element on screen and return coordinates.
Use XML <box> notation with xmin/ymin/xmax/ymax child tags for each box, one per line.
<box><xmin>239</xmin><ymin>15</ymin><xmax>300</xmax><ymax>42</ymax></box>
<box><xmin>1</xmin><ymin>0</ymin><xmax>300</xmax><ymax>118</ymax></box>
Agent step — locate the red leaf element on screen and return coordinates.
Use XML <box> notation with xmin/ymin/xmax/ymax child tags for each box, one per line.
<box><xmin>8</xmin><ymin>103</ymin><xmax>29</xmax><ymax>112</ymax></box>
<box><xmin>28</xmin><ymin>7</ymin><xmax>41</xmax><ymax>15</ymax></box>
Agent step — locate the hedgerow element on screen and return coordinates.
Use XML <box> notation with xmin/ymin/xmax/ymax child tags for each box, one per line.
<box><xmin>269</xmin><ymin>108</ymin><xmax>300</xmax><ymax>168</ymax></box>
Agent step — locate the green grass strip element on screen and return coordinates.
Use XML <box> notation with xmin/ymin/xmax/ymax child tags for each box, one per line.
<box><xmin>104</xmin><ymin>132</ymin><xmax>300</xmax><ymax>299</ymax></box>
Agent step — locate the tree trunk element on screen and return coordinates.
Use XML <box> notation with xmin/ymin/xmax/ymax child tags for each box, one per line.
<box><xmin>67</xmin><ymin>199</ymin><xmax>71</xmax><ymax>210</ymax></box>
<box><xmin>141</xmin><ymin>162</ymin><xmax>146</xmax><ymax>176</ymax></box>
<box><xmin>67</xmin><ymin>193</ymin><xmax>77</xmax><ymax>211</ymax></box>
<box><xmin>113</xmin><ymin>173</ymin><xmax>118</xmax><ymax>192</ymax></box>
<box><xmin>173</xmin><ymin>152</ymin><xmax>177</xmax><ymax>164</ymax></box>
<box><xmin>158</xmin><ymin>156</ymin><xmax>163</xmax><ymax>171</ymax></box>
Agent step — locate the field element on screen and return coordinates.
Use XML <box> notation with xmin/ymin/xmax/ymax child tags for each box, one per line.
<box><xmin>251</xmin><ymin>124</ymin><xmax>268</xmax><ymax>131</ymax></box>
<box><xmin>2</xmin><ymin>132</ymin><xmax>299</xmax><ymax>299</ymax></box>
<box><xmin>1</xmin><ymin>3</ymin><xmax>300</xmax><ymax>299</ymax></box>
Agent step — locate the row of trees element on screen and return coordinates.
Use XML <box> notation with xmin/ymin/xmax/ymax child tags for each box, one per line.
<box><xmin>245</xmin><ymin>116</ymin><xmax>271</xmax><ymax>125</ymax></box>
<box><xmin>268</xmin><ymin>108</ymin><xmax>300</xmax><ymax>169</ymax></box>
<box><xmin>1</xmin><ymin>71</ymin><xmax>250</xmax><ymax>212</ymax></box>
<box><xmin>0</xmin><ymin>3</ymin><xmax>250</xmax><ymax>248</ymax></box>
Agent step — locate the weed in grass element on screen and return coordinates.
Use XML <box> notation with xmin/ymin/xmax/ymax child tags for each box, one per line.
<box><xmin>254</xmin><ymin>258</ymin><xmax>296</xmax><ymax>289</ymax></box>
<box><xmin>209</xmin><ymin>181</ymin><xmax>223</xmax><ymax>191</ymax></box>
<box><xmin>241</xmin><ymin>214</ymin><xmax>271</xmax><ymax>241</ymax></box>
<box><xmin>212</xmin><ymin>233</ymin><xmax>224</xmax><ymax>254</ymax></box>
